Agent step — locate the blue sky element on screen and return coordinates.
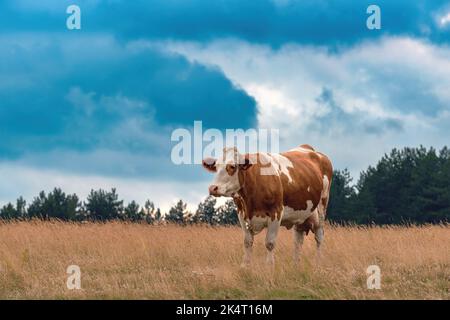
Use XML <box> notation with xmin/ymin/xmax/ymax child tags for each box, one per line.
<box><xmin>1</xmin><ymin>0</ymin><xmax>450</xmax><ymax>211</ymax></box>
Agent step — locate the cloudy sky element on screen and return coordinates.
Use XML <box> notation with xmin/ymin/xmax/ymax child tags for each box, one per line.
<box><xmin>1</xmin><ymin>0</ymin><xmax>449</xmax><ymax>211</ymax></box>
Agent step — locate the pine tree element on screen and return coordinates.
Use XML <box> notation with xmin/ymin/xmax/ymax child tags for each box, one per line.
<box><xmin>85</xmin><ymin>188</ymin><xmax>123</xmax><ymax>220</ymax></box>
<box><xmin>27</xmin><ymin>191</ymin><xmax>47</xmax><ymax>219</ymax></box>
<box><xmin>154</xmin><ymin>208</ymin><xmax>162</xmax><ymax>222</ymax></box>
<box><xmin>142</xmin><ymin>200</ymin><xmax>155</xmax><ymax>223</ymax></box>
<box><xmin>166</xmin><ymin>200</ymin><xmax>189</xmax><ymax>224</ymax></box>
<box><xmin>16</xmin><ymin>196</ymin><xmax>27</xmax><ymax>218</ymax></box>
<box><xmin>194</xmin><ymin>196</ymin><xmax>217</xmax><ymax>225</ymax></box>
<box><xmin>327</xmin><ymin>169</ymin><xmax>356</xmax><ymax>223</ymax></box>
<box><xmin>216</xmin><ymin>200</ymin><xmax>239</xmax><ymax>225</ymax></box>
<box><xmin>0</xmin><ymin>203</ymin><xmax>17</xmax><ymax>219</ymax></box>
<box><xmin>124</xmin><ymin>200</ymin><xmax>143</xmax><ymax>221</ymax></box>
<box><xmin>26</xmin><ymin>189</ymin><xmax>79</xmax><ymax>220</ymax></box>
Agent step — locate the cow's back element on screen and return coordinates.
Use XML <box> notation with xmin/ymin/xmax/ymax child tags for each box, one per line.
<box><xmin>281</xmin><ymin>146</ymin><xmax>332</xmax><ymax>214</ymax></box>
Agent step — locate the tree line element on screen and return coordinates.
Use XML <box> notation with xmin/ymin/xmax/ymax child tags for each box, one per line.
<box><xmin>1</xmin><ymin>146</ymin><xmax>449</xmax><ymax>225</ymax></box>
<box><xmin>328</xmin><ymin>146</ymin><xmax>449</xmax><ymax>224</ymax></box>
<box><xmin>0</xmin><ymin>188</ymin><xmax>239</xmax><ymax>225</ymax></box>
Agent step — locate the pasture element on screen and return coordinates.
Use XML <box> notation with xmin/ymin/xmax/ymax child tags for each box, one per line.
<box><xmin>0</xmin><ymin>221</ymin><xmax>448</xmax><ymax>299</ymax></box>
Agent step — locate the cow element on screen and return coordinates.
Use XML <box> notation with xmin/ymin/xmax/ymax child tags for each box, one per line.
<box><xmin>202</xmin><ymin>144</ymin><xmax>333</xmax><ymax>266</ymax></box>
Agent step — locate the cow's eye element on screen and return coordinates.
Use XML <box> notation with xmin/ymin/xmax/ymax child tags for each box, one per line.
<box><xmin>229</xmin><ymin>165</ymin><xmax>236</xmax><ymax>170</ymax></box>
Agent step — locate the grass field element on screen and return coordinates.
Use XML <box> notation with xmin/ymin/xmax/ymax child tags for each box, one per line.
<box><xmin>0</xmin><ymin>221</ymin><xmax>448</xmax><ymax>299</ymax></box>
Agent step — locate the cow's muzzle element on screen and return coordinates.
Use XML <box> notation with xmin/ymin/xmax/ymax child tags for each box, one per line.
<box><xmin>208</xmin><ymin>185</ymin><xmax>220</xmax><ymax>197</ymax></box>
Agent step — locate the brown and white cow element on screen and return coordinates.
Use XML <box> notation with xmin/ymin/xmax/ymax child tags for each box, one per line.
<box><xmin>202</xmin><ymin>144</ymin><xmax>333</xmax><ymax>266</ymax></box>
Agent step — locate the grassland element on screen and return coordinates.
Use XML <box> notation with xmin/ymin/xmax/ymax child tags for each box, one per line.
<box><xmin>0</xmin><ymin>221</ymin><xmax>448</xmax><ymax>299</ymax></box>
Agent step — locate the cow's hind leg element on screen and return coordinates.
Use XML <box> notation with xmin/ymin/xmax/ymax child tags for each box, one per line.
<box><xmin>314</xmin><ymin>173</ymin><xmax>330</xmax><ymax>260</ymax></box>
<box><xmin>313</xmin><ymin>224</ymin><xmax>324</xmax><ymax>261</ymax></box>
<box><xmin>293</xmin><ymin>225</ymin><xmax>305</xmax><ymax>265</ymax></box>
<box><xmin>265</xmin><ymin>218</ymin><xmax>281</xmax><ymax>266</ymax></box>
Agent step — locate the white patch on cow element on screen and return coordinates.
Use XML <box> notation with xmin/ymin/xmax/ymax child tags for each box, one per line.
<box><xmin>211</xmin><ymin>148</ymin><xmax>241</xmax><ymax>196</ymax></box>
<box><xmin>307</xmin><ymin>186</ymin><xmax>311</xmax><ymax>192</ymax></box>
<box><xmin>212</xmin><ymin>165</ymin><xmax>240</xmax><ymax>196</ymax></box>
<box><xmin>263</xmin><ymin>153</ymin><xmax>294</xmax><ymax>183</ymax></box>
<box><xmin>282</xmin><ymin>200</ymin><xmax>314</xmax><ymax>225</ymax></box>
<box><xmin>257</xmin><ymin>153</ymin><xmax>277</xmax><ymax>177</ymax></box>
<box><xmin>322</xmin><ymin>175</ymin><xmax>330</xmax><ymax>199</ymax></box>
<box><xmin>316</xmin><ymin>175</ymin><xmax>330</xmax><ymax>219</ymax></box>
<box><xmin>289</xmin><ymin>146</ymin><xmax>312</xmax><ymax>153</ymax></box>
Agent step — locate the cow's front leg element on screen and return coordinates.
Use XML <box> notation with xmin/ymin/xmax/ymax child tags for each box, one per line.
<box><xmin>239</xmin><ymin>215</ymin><xmax>253</xmax><ymax>267</ymax></box>
<box><xmin>265</xmin><ymin>217</ymin><xmax>281</xmax><ymax>266</ymax></box>
<box><xmin>242</xmin><ymin>229</ymin><xmax>254</xmax><ymax>267</ymax></box>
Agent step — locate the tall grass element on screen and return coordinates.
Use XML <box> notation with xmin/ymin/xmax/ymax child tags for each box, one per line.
<box><xmin>0</xmin><ymin>220</ymin><xmax>448</xmax><ymax>299</ymax></box>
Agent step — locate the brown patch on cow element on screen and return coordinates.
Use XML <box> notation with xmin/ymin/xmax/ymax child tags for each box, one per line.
<box><xmin>239</xmin><ymin>154</ymin><xmax>253</xmax><ymax>171</ymax></box>
<box><xmin>280</xmin><ymin>152</ymin><xmax>322</xmax><ymax>211</ymax></box>
<box><xmin>295</xmin><ymin>221</ymin><xmax>313</xmax><ymax>235</ymax></box>
<box><xmin>295</xmin><ymin>213</ymin><xmax>320</xmax><ymax>235</ymax></box>
<box><xmin>225</xmin><ymin>164</ymin><xmax>237</xmax><ymax>176</ymax></box>
<box><xmin>233</xmin><ymin>194</ymin><xmax>246</xmax><ymax>218</ymax></box>
<box><xmin>282</xmin><ymin>148</ymin><xmax>333</xmax><ymax>218</ymax></box>
<box><xmin>231</xmin><ymin>145</ymin><xmax>333</xmax><ymax>229</ymax></box>
<box><xmin>235</xmin><ymin>161</ymin><xmax>283</xmax><ymax>221</ymax></box>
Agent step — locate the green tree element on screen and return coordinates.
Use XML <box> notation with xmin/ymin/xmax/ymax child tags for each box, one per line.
<box><xmin>140</xmin><ymin>200</ymin><xmax>158</xmax><ymax>224</ymax></box>
<box><xmin>0</xmin><ymin>203</ymin><xmax>17</xmax><ymax>219</ymax></box>
<box><xmin>194</xmin><ymin>196</ymin><xmax>217</xmax><ymax>225</ymax></box>
<box><xmin>16</xmin><ymin>197</ymin><xmax>27</xmax><ymax>218</ymax></box>
<box><xmin>352</xmin><ymin>176</ymin><xmax>377</xmax><ymax>224</ymax></box>
<box><xmin>351</xmin><ymin>146</ymin><xmax>449</xmax><ymax>224</ymax></box>
<box><xmin>327</xmin><ymin>169</ymin><xmax>356</xmax><ymax>223</ymax></box>
<box><xmin>216</xmin><ymin>199</ymin><xmax>239</xmax><ymax>225</ymax></box>
<box><xmin>45</xmin><ymin>188</ymin><xmax>79</xmax><ymax>220</ymax></box>
<box><xmin>0</xmin><ymin>197</ymin><xmax>27</xmax><ymax>220</ymax></box>
<box><xmin>27</xmin><ymin>189</ymin><xmax>79</xmax><ymax>220</ymax></box>
<box><xmin>166</xmin><ymin>200</ymin><xmax>189</xmax><ymax>224</ymax></box>
<box><xmin>408</xmin><ymin>147</ymin><xmax>450</xmax><ymax>223</ymax></box>
<box><xmin>27</xmin><ymin>191</ymin><xmax>47</xmax><ymax>219</ymax></box>
<box><xmin>154</xmin><ymin>208</ymin><xmax>162</xmax><ymax>223</ymax></box>
<box><xmin>85</xmin><ymin>188</ymin><xmax>123</xmax><ymax>220</ymax></box>
<box><xmin>124</xmin><ymin>200</ymin><xmax>143</xmax><ymax>221</ymax></box>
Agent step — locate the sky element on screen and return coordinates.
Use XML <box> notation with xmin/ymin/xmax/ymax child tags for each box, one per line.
<box><xmin>1</xmin><ymin>0</ymin><xmax>450</xmax><ymax>212</ymax></box>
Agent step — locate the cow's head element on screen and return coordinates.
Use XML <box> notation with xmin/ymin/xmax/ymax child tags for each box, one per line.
<box><xmin>202</xmin><ymin>147</ymin><xmax>252</xmax><ymax>197</ymax></box>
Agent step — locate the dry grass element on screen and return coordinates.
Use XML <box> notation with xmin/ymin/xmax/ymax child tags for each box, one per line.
<box><xmin>0</xmin><ymin>220</ymin><xmax>448</xmax><ymax>299</ymax></box>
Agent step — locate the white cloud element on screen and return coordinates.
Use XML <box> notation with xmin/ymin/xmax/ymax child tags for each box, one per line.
<box><xmin>438</xmin><ymin>12</ymin><xmax>450</xmax><ymax>27</ymax></box>
<box><xmin>158</xmin><ymin>36</ymin><xmax>450</xmax><ymax>176</ymax></box>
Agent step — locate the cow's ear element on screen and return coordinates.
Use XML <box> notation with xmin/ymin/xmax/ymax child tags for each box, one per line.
<box><xmin>202</xmin><ymin>158</ymin><xmax>217</xmax><ymax>173</ymax></box>
<box><xmin>239</xmin><ymin>156</ymin><xmax>253</xmax><ymax>171</ymax></box>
